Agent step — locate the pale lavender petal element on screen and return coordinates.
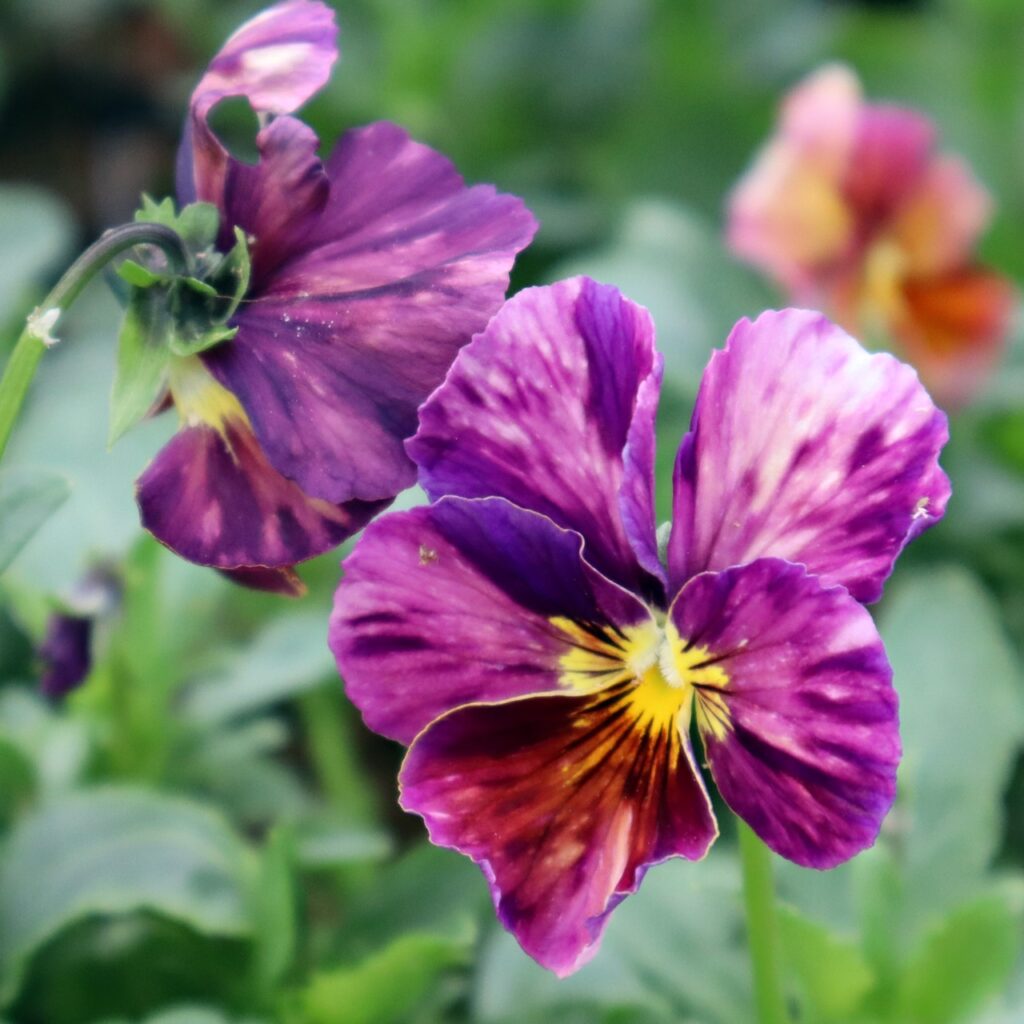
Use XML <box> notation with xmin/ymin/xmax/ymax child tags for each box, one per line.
<box><xmin>178</xmin><ymin>0</ymin><xmax>338</xmax><ymax>204</ymax></box>
<box><xmin>205</xmin><ymin>121</ymin><xmax>537</xmax><ymax>506</ymax></box>
<box><xmin>137</xmin><ymin>418</ymin><xmax>385</xmax><ymax>573</ymax></box>
<box><xmin>408</xmin><ymin>278</ymin><xmax>664</xmax><ymax>599</ymax></box>
<box><xmin>669</xmin><ymin>558</ymin><xmax>899</xmax><ymax>868</ymax></box>
<box><xmin>331</xmin><ymin>496</ymin><xmax>651</xmax><ymax>745</ymax></box>
<box><xmin>668</xmin><ymin>309</ymin><xmax>950</xmax><ymax>603</ymax></box>
<box><xmin>400</xmin><ymin>686</ymin><xmax>717</xmax><ymax>976</ymax></box>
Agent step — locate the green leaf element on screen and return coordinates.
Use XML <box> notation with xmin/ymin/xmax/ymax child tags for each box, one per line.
<box><xmin>778</xmin><ymin>904</ymin><xmax>874</xmax><ymax>1021</ymax></box>
<box><xmin>474</xmin><ymin>854</ymin><xmax>750</xmax><ymax>1024</ymax></box>
<box><xmin>109</xmin><ymin>285</ymin><xmax>172</xmax><ymax>447</ymax></box>
<box><xmin>880</xmin><ymin>568</ymin><xmax>1024</xmax><ymax>939</ymax></box>
<box><xmin>183</xmin><ymin>612</ymin><xmax>337</xmax><ymax>726</ymax></box>
<box><xmin>0</xmin><ymin>735</ymin><xmax>36</xmax><ymax>826</ymax></box>
<box><xmin>297</xmin><ymin>933</ymin><xmax>467</xmax><ymax>1024</ymax></box>
<box><xmin>896</xmin><ymin>893</ymin><xmax>1022</xmax><ymax>1024</ymax></box>
<box><xmin>296</xmin><ymin>822</ymin><xmax>393</xmax><ymax>870</ymax></box>
<box><xmin>0</xmin><ymin>468</ymin><xmax>71</xmax><ymax>574</ymax></box>
<box><xmin>0</xmin><ymin>786</ymin><xmax>255</xmax><ymax>1006</ymax></box>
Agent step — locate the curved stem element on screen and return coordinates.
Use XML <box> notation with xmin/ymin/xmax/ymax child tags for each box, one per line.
<box><xmin>0</xmin><ymin>222</ymin><xmax>189</xmax><ymax>463</ymax></box>
<box><xmin>738</xmin><ymin>818</ymin><xmax>791</xmax><ymax>1024</ymax></box>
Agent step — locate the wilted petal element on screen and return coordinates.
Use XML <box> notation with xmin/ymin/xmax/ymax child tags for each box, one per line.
<box><xmin>400</xmin><ymin>686</ymin><xmax>717</xmax><ymax>976</ymax></box>
<box><xmin>409</xmin><ymin>278</ymin><xmax>663</xmax><ymax>598</ymax></box>
<box><xmin>178</xmin><ymin>0</ymin><xmax>338</xmax><ymax>204</ymax></box>
<box><xmin>668</xmin><ymin>309</ymin><xmax>950</xmax><ymax>603</ymax></box>
<box><xmin>900</xmin><ymin>268</ymin><xmax>1015</xmax><ymax>408</ymax></box>
<box><xmin>137</xmin><ymin>418</ymin><xmax>384</xmax><ymax>572</ymax></box>
<box><xmin>219</xmin><ymin>116</ymin><xmax>329</xmax><ymax>282</ymax></box>
<box><xmin>205</xmin><ymin>121</ymin><xmax>537</xmax><ymax>507</ymax></box>
<box><xmin>669</xmin><ymin>558</ymin><xmax>898</xmax><ymax>868</ymax></box>
<box><xmin>332</xmin><ymin>496</ymin><xmax>651</xmax><ymax>745</ymax></box>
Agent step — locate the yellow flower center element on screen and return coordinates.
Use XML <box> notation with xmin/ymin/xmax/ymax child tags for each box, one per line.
<box><xmin>550</xmin><ymin>614</ymin><xmax>732</xmax><ymax>740</ymax></box>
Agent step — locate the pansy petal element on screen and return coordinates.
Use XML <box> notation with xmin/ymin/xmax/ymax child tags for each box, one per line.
<box><xmin>137</xmin><ymin>418</ymin><xmax>384</xmax><ymax>572</ymax></box>
<box><xmin>892</xmin><ymin>156</ymin><xmax>993</xmax><ymax>278</ymax></box>
<box><xmin>727</xmin><ymin>65</ymin><xmax>859</xmax><ymax>295</ymax></box>
<box><xmin>842</xmin><ymin>105</ymin><xmax>935</xmax><ymax>225</ymax></box>
<box><xmin>204</xmin><ymin>121</ymin><xmax>537</xmax><ymax>506</ymax></box>
<box><xmin>399</xmin><ymin>688</ymin><xmax>717</xmax><ymax>976</ymax></box>
<box><xmin>669</xmin><ymin>558</ymin><xmax>898</xmax><ymax>868</ymax></box>
<box><xmin>331</xmin><ymin>496</ymin><xmax>652</xmax><ymax>745</ymax></box>
<box><xmin>668</xmin><ymin>308</ymin><xmax>950</xmax><ymax>603</ymax></box>
<box><xmin>409</xmin><ymin>278</ymin><xmax>664</xmax><ymax>597</ymax></box>
<box><xmin>218</xmin><ymin>116</ymin><xmax>329</xmax><ymax>282</ymax></box>
<box><xmin>779</xmin><ymin>63</ymin><xmax>861</xmax><ymax>173</ymax></box>
<box><xmin>178</xmin><ymin>0</ymin><xmax>338</xmax><ymax>204</ymax></box>
<box><xmin>218</xmin><ymin>564</ymin><xmax>306</xmax><ymax>596</ymax></box>
<box><xmin>899</xmin><ymin>268</ymin><xmax>1014</xmax><ymax>409</ymax></box>
<box><xmin>38</xmin><ymin>615</ymin><xmax>93</xmax><ymax>699</ymax></box>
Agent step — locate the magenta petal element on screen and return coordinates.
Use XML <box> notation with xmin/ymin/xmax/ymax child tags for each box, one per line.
<box><xmin>399</xmin><ymin>689</ymin><xmax>717</xmax><ymax>976</ymax></box>
<box><xmin>179</xmin><ymin>0</ymin><xmax>338</xmax><ymax>204</ymax></box>
<box><xmin>331</xmin><ymin>496</ymin><xmax>650</xmax><ymax>745</ymax></box>
<box><xmin>842</xmin><ymin>105</ymin><xmax>934</xmax><ymax>224</ymax></box>
<box><xmin>204</xmin><ymin>121</ymin><xmax>537</xmax><ymax>506</ymax></box>
<box><xmin>668</xmin><ymin>309</ymin><xmax>950</xmax><ymax>603</ymax></box>
<box><xmin>137</xmin><ymin>419</ymin><xmax>385</xmax><ymax>572</ymax></box>
<box><xmin>409</xmin><ymin>278</ymin><xmax>664</xmax><ymax>598</ymax></box>
<box><xmin>670</xmin><ymin>558</ymin><xmax>899</xmax><ymax>868</ymax></box>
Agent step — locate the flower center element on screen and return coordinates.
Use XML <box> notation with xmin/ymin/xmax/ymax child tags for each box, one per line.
<box><xmin>551</xmin><ymin>614</ymin><xmax>732</xmax><ymax>740</ymax></box>
<box><xmin>168</xmin><ymin>356</ymin><xmax>250</xmax><ymax>436</ymax></box>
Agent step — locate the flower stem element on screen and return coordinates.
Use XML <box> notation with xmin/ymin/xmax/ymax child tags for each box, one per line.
<box><xmin>738</xmin><ymin>818</ymin><xmax>791</xmax><ymax>1024</ymax></box>
<box><xmin>0</xmin><ymin>222</ymin><xmax>189</xmax><ymax>463</ymax></box>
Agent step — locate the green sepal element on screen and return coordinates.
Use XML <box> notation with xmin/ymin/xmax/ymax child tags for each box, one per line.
<box><xmin>135</xmin><ymin>195</ymin><xmax>219</xmax><ymax>254</ymax></box>
<box><xmin>167</xmin><ymin>324</ymin><xmax>239</xmax><ymax>358</ymax></box>
<box><xmin>108</xmin><ymin>285</ymin><xmax>172</xmax><ymax>448</ymax></box>
<box><xmin>116</xmin><ymin>258</ymin><xmax>165</xmax><ymax>289</ymax></box>
<box><xmin>109</xmin><ymin>199</ymin><xmax>252</xmax><ymax>442</ymax></box>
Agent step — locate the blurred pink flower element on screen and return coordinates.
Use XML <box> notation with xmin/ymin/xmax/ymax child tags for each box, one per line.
<box><xmin>728</xmin><ymin>65</ymin><xmax>1014</xmax><ymax>408</ymax></box>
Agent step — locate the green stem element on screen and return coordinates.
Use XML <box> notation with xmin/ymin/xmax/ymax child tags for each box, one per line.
<box><xmin>738</xmin><ymin>819</ymin><xmax>791</xmax><ymax>1024</ymax></box>
<box><xmin>0</xmin><ymin>222</ymin><xmax>189</xmax><ymax>463</ymax></box>
<box><xmin>300</xmin><ymin>684</ymin><xmax>377</xmax><ymax>825</ymax></box>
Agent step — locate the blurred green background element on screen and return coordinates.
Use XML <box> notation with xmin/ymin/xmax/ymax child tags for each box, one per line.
<box><xmin>1</xmin><ymin>1</ymin><xmax>1024</xmax><ymax>1022</ymax></box>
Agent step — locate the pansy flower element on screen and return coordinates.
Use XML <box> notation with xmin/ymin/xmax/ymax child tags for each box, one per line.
<box><xmin>727</xmin><ymin>64</ymin><xmax>1013</xmax><ymax>408</ymax></box>
<box><xmin>136</xmin><ymin>0</ymin><xmax>536</xmax><ymax>593</ymax></box>
<box><xmin>330</xmin><ymin>277</ymin><xmax>950</xmax><ymax>976</ymax></box>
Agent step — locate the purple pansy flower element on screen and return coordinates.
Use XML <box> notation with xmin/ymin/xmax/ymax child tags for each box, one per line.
<box><xmin>137</xmin><ymin>0</ymin><xmax>536</xmax><ymax>594</ymax></box>
<box><xmin>330</xmin><ymin>277</ymin><xmax>950</xmax><ymax>976</ymax></box>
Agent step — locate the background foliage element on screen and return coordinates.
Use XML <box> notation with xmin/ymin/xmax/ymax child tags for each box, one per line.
<box><xmin>1</xmin><ymin>1</ymin><xmax>1024</xmax><ymax>1021</ymax></box>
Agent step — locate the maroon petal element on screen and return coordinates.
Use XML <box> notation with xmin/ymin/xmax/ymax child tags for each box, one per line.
<box><xmin>178</xmin><ymin>0</ymin><xmax>338</xmax><ymax>206</ymax></box>
<box><xmin>400</xmin><ymin>687</ymin><xmax>717</xmax><ymax>976</ymax></box>
<box><xmin>137</xmin><ymin>417</ymin><xmax>385</xmax><ymax>573</ymax></box>
<box><xmin>204</xmin><ymin>121</ymin><xmax>537</xmax><ymax>507</ymax></box>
